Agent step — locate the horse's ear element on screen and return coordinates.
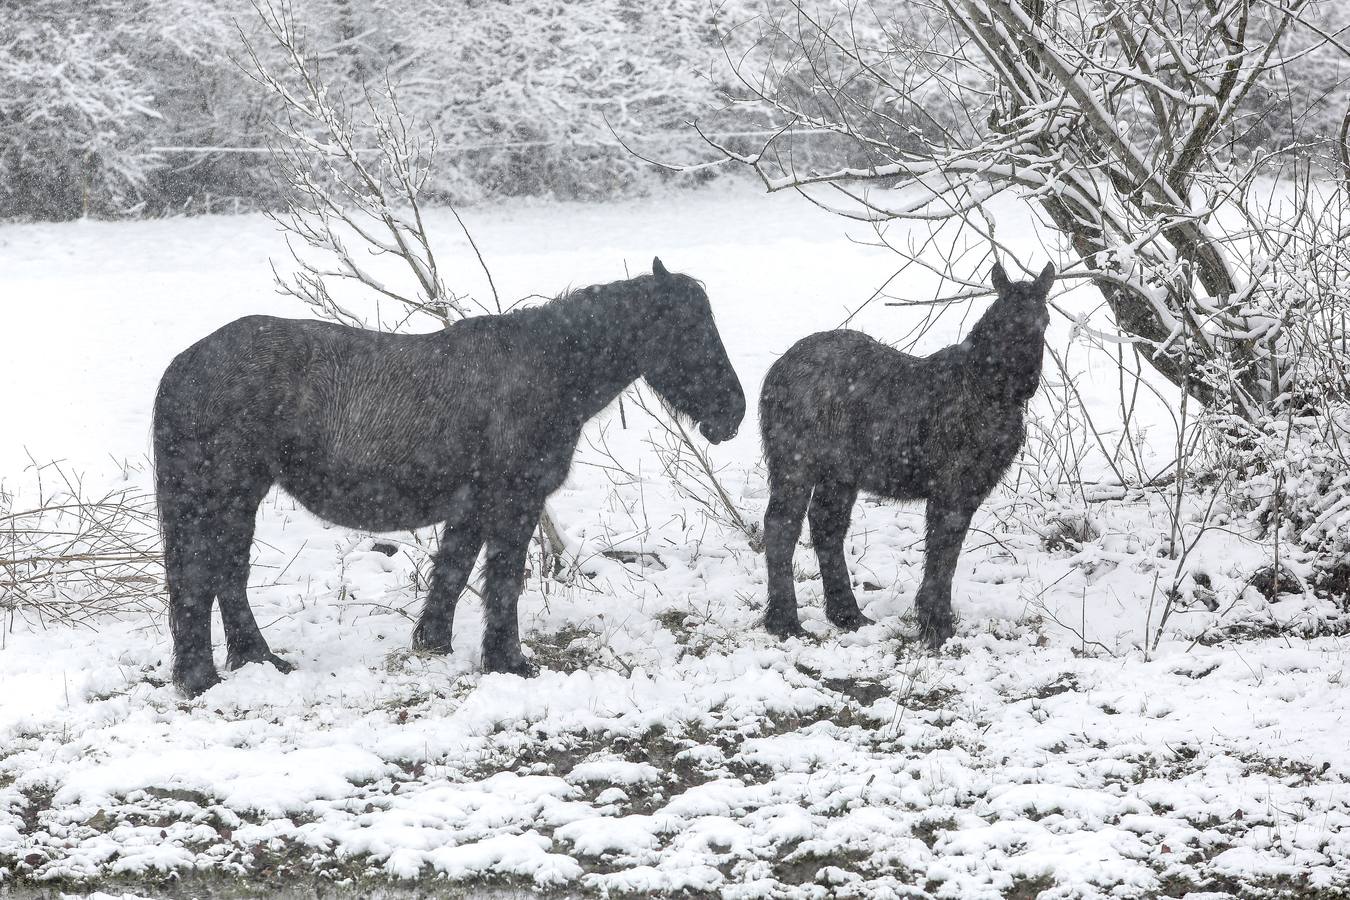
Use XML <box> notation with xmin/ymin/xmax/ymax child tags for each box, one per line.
<box><xmin>653</xmin><ymin>257</ymin><xmax>671</xmax><ymax>283</ymax></box>
<box><xmin>990</xmin><ymin>262</ymin><xmax>1010</xmax><ymax>294</ymax></box>
<box><xmin>1034</xmin><ymin>262</ymin><xmax>1056</xmax><ymax>294</ymax></box>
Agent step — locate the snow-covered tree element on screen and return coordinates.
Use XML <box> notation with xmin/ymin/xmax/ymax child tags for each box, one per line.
<box><xmin>366</xmin><ymin>0</ymin><xmax>727</xmax><ymax>199</ymax></box>
<box><xmin>0</xmin><ymin>5</ymin><xmax>161</xmax><ymax>217</ymax></box>
<box><xmin>701</xmin><ymin>0</ymin><xmax>1350</xmax><ymax>420</ymax></box>
<box><xmin>0</xmin><ymin>0</ymin><xmax>252</xmax><ymax>218</ymax></box>
<box><xmin>6</xmin><ymin>0</ymin><xmax>1343</xmax><ymax>221</ymax></box>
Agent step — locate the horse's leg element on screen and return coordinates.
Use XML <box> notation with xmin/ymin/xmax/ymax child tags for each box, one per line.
<box><xmin>478</xmin><ymin>489</ymin><xmax>543</xmax><ymax>677</ymax></box>
<box><xmin>914</xmin><ymin>497</ymin><xmax>977</xmax><ymax>649</ymax></box>
<box><xmin>412</xmin><ymin>486</ymin><xmax>484</xmax><ymax>655</ymax></box>
<box><xmin>218</xmin><ymin>487</ymin><xmax>292</xmax><ymax>674</ymax></box>
<box><xmin>808</xmin><ymin>480</ymin><xmax>871</xmax><ymax>631</ymax></box>
<box><xmin>764</xmin><ymin>471</ymin><xmax>812</xmax><ymax>639</ymax></box>
<box><xmin>164</xmin><ymin>502</ymin><xmax>225</xmax><ymax>697</ymax></box>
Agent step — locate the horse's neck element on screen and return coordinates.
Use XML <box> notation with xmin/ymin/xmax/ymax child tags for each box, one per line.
<box><xmin>542</xmin><ymin>291</ymin><xmax>644</xmax><ymax>416</ymax></box>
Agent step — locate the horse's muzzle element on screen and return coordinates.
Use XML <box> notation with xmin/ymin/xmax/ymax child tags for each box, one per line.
<box><xmin>700</xmin><ymin>419</ymin><xmax>739</xmax><ymax>444</ymax></box>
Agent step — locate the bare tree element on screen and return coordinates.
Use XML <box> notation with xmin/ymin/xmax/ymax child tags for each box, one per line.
<box><xmin>240</xmin><ymin>0</ymin><xmax>475</xmax><ymax>328</ymax></box>
<box><xmin>238</xmin><ymin>0</ymin><xmax>568</xmax><ymax>561</ymax></box>
<box><xmin>695</xmin><ymin>0</ymin><xmax>1350</xmax><ymax>422</ymax></box>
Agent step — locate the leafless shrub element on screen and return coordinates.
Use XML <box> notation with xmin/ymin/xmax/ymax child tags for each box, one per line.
<box><xmin>627</xmin><ymin>386</ymin><xmax>762</xmax><ymax>549</ymax></box>
<box><xmin>1</xmin><ymin>460</ymin><xmax>163</xmax><ymax>630</ymax></box>
<box><xmin>1211</xmin><ymin>172</ymin><xmax>1350</xmax><ymax>585</ymax></box>
<box><xmin>238</xmin><ymin>0</ymin><xmax>569</xmax><ymax>563</ymax></box>
<box><xmin>239</xmin><ymin>0</ymin><xmax>482</xmax><ymax>329</ymax></box>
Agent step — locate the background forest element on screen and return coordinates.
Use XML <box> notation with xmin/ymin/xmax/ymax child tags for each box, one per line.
<box><xmin>2</xmin><ymin>0</ymin><xmax>735</xmax><ymax>217</ymax></box>
<box><xmin>3</xmin><ymin>0</ymin><xmax>1348</xmax><ymax>220</ymax></box>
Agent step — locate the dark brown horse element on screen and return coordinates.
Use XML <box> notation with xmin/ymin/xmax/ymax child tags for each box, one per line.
<box><xmin>154</xmin><ymin>259</ymin><xmax>745</xmax><ymax>696</ymax></box>
<box><xmin>759</xmin><ymin>263</ymin><xmax>1055</xmax><ymax>647</ymax></box>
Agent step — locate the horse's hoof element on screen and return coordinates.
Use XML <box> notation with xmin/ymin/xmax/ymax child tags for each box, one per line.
<box><xmin>484</xmin><ymin>655</ymin><xmax>539</xmax><ymax>678</ymax></box>
<box><xmin>227</xmin><ymin>649</ymin><xmax>293</xmax><ymax>674</ymax></box>
<box><xmin>765</xmin><ymin>616</ymin><xmax>809</xmax><ymax>640</ymax></box>
<box><xmin>918</xmin><ymin>617</ymin><xmax>954</xmax><ymax>650</ymax></box>
<box><xmin>173</xmin><ymin>662</ymin><xmax>222</xmax><ymax>698</ymax></box>
<box><xmin>411</xmin><ymin>625</ymin><xmax>454</xmax><ymax>655</ymax></box>
<box><xmin>827</xmin><ymin>608</ymin><xmax>875</xmax><ymax>632</ymax></box>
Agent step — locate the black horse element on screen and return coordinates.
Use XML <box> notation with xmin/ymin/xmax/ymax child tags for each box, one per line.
<box><xmin>759</xmin><ymin>262</ymin><xmax>1055</xmax><ymax>648</ymax></box>
<box><xmin>154</xmin><ymin>259</ymin><xmax>745</xmax><ymax>696</ymax></box>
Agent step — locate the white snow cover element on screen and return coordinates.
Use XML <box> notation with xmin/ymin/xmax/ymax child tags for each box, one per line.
<box><xmin>2</xmin><ymin>185</ymin><xmax>1348</xmax><ymax>898</ymax></box>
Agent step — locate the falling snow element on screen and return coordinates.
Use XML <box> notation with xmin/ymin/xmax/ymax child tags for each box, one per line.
<box><xmin>3</xmin><ymin>186</ymin><xmax>1349</xmax><ymax>898</ymax></box>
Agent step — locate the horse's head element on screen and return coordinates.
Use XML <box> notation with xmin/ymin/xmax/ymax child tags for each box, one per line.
<box><xmin>990</xmin><ymin>261</ymin><xmax>1055</xmax><ymax>336</ymax></box>
<box><xmin>640</xmin><ymin>258</ymin><xmax>746</xmax><ymax>444</ymax></box>
<box><xmin>973</xmin><ymin>261</ymin><xmax>1057</xmax><ymax>402</ymax></box>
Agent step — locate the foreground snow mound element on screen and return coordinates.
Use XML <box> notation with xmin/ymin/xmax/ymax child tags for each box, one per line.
<box><xmin>2</xmin><ymin>474</ymin><xmax>1349</xmax><ymax>900</ymax></box>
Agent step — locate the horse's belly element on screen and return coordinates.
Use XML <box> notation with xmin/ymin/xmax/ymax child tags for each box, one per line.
<box><xmin>278</xmin><ymin>466</ymin><xmax>454</xmax><ymax>531</ymax></box>
<box><xmin>862</xmin><ymin>454</ymin><xmax>929</xmax><ymax>500</ymax></box>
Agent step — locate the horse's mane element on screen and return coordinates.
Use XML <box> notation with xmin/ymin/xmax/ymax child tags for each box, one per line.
<box><xmin>498</xmin><ymin>273</ymin><xmax>658</xmax><ymax>336</ymax></box>
<box><xmin>490</xmin><ymin>270</ymin><xmax>707</xmax><ymax>344</ymax></box>
<box><xmin>480</xmin><ymin>275</ymin><xmax>658</xmax><ymax>350</ymax></box>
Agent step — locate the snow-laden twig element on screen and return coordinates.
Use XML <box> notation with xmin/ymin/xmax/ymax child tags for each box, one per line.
<box><xmin>627</xmin><ymin>386</ymin><xmax>761</xmax><ymax>549</ymax></box>
<box><xmin>1</xmin><ymin>459</ymin><xmax>163</xmax><ymax>627</ymax></box>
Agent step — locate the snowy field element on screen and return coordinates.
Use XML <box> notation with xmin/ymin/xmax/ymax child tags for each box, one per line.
<box><xmin>2</xmin><ymin>184</ymin><xmax>1349</xmax><ymax>898</ymax></box>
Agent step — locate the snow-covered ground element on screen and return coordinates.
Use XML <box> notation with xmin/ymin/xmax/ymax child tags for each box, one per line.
<box><xmin>2</xmin><ymin>184</ymin><xmax>1348</xmax><ymax>898</ymax></box>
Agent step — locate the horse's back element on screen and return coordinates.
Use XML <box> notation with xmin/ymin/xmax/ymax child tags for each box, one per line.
<box><xmin>154</xmin><ymin>315</ymin><xmax>400</xmax><ymax>456</ymax></box>
<box><xmin>155</xmin><ymin>316</ymin><xmax>477</xmax><ymax>525</ymax></box>
<box><xmin>154</xmin><ymin>315</ymin><xmax>302</xmax><ymax>449</ymax></box>
<box><xmin>285</xmin><ymin>324</ymin><xmax>490</xmax><ymax>470</ymax></box>
<box><xmin>761</xmin><ymin>329</ymin><xmax>933</xmax><ymax>492</ymax></box>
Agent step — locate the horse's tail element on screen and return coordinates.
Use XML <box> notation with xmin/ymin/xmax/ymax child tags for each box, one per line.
<box><xmin>758</xmin><ymin>341</ymin><xmax>808</xmax><ymax>470</ymax></box>
<box><xmin>758</xmin><ymin>357</ymin><xmax>783</xmax><ymax>450</ymax></box>
<box><xmin>152</xmin><ymin>345</ymin><xmax>208</xmax><ymax>547</ymax></box>
<box><xmin>153</xmin><ymin>316</ymin><xmax>301</xmax><ymax>534</ymax></box>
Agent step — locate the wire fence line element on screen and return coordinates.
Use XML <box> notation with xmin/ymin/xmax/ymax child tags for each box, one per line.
<box><xmin>147</xmin><ymin>127</ymin><xmax>824</xmax><ymax>156</ymax></box>
<box><xmin>137</xmin><ymin>126</ymin><xmax>846</xmax><ymax>214</ymax></box>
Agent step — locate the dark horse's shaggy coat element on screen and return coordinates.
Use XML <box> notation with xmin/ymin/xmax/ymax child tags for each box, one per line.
<box><xmin>759</xmin><ymin>263</ymin><xmax>1055</xmax><ymax>647</ymax></box>
<box><xmin>154</xmin><ymin>259</ymin><xmax>745</xmax><ymax>696</ymax></box>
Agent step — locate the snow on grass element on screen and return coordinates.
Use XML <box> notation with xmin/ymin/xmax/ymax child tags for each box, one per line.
<box><xmin>3</xmin><ymin>184</ymin><xmax>1350</xmax><ymax>898</ymax></box>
